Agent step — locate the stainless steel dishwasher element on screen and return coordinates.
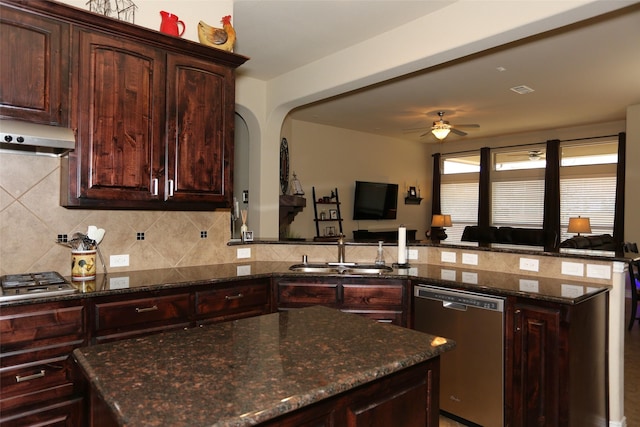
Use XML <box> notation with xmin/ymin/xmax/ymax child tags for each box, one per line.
<box><xmin>414</xmin><ymin>284</ymin><xmax>505</xmax><ymax>427</ymax></box>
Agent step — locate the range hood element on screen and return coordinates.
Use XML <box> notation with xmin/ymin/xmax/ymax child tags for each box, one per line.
<box><xmin>0</xmin><ymin>119</ymin><xmax>75</xmax><ymax>157</ymax></box>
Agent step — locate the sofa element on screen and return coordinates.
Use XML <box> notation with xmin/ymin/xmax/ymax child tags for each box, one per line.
<box><xmin>559</xmin><ymin>234</ymin><xmax>617</xmax><ymax>251</ymax></box>
<box><xmin>461</xmin><ymin>226</ymin><xmax>553</xmax><ymax>247</ymax></box>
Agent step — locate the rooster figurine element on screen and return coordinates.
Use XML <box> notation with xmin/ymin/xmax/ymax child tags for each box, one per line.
<box><xmin>198</xmin><ymin>15</ymin><xmax>236</xmax><ymax>52</ymax></box>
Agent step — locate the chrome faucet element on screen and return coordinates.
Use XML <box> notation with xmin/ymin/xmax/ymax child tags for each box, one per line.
<box><xmin>337</xmin><ymin>234</ymin><xmax>346</xmax><ymax>264</ymax></box>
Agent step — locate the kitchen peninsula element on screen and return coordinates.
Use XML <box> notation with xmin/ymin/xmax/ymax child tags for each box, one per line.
<box><xmin>73</xmin><ymin>305</ymin><xmax>454</xmax><ymax>427</ymax></box>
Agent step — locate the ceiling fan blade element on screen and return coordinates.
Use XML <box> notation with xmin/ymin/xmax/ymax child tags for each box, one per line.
<box><xmin>454</xmin><ymin>124</ymin><xmax>480</xmax><ymax>128</ymax></box>
<box><xmin>419</xmin><ymin>131</ymin><xmax>431</xmax><ymax>138</ymax></box>
<box><xmin>450</xmin><ymin>128</ymin><xmax>468</xmax><ymax>136</ymax></box>
<box><xmin>403</xmin><ymin>127</ymin><xmax>431</xmax><ymax>133</ymax></box>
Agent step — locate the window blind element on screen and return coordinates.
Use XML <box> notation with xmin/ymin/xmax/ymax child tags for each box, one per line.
<box><xmin>492</xmin><ymin>180</ymin><xmax>545</xmax><ymax>227</ymax></box>
<box><xmin>441</xmin><ymin>181</ymin><xmax>479</xmax><ymax>242</ymax></box>
<box><xmin>560</xmin><ymin>176</ymin><xmax>615</xmax><ymax>241</ymax></box>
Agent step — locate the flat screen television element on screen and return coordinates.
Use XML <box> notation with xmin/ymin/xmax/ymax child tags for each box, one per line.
<box><xmin>353</xmin><ymin>181</ymin><xmax>398</xmax><ymax>220</ymax></box>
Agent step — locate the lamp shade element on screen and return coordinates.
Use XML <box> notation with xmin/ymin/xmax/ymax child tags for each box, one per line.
<box><xmin>567</xmin><ymin>216</ymin><xmax>591</xmax><ymax>235</ymax></box>
<box><xmin>431</xmin><ymin>214</ymin><xmax>453</xmax><ymax>228</ymax></box>
<box><xmin>431</xmin><ymin>125</ymin><xmax>451</xmax><ymax>140</ymax></box>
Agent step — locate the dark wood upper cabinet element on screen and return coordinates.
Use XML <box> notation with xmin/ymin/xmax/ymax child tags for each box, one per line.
<box><xmin>0</xmin><ymin>3</ymin><xmax>70</xmax><ymax>126</ymax></box>
<box><xmin>0</xmin><ymin>0</ymin><xmax>247</xmax><ymax>210</ymax></box>
<box><xmin>70</xmin><ymin>29</ymin><xmax>165</xmax><ymax>205</ymax></box>
<box><xmin>165</xmin><ymin>53</ymin><xmax>234</xmax><ymax>205</ymax></box>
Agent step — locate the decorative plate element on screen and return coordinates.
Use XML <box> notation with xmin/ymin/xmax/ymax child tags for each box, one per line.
<box><xmin>280</xmin><ymin>137</ymin><xmax>289</xmax><ymax>195</ymax></box>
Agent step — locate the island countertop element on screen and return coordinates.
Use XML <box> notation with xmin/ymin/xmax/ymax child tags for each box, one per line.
<box><xmin>72</xmin><ymin>305</ymin><xmax>455</xmax><ymax>427</ymax></box>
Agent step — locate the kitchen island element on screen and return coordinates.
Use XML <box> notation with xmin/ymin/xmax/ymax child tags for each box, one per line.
<box><xmin>73</xmin><ymin>305</ymin><xmax>455</xmax><ymax>427</ymax></box>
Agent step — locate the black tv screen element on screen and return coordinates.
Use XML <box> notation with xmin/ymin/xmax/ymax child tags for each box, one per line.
<box><xmin>353</xmin><ymin>181</ymin><xmax>398</xmax><ymax>220</ymax></box>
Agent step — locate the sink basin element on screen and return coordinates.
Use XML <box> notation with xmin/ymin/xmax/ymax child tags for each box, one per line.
<box><xmin>289</xmin><ymin>263</ymin><xmax>393</xmax><ymax>274</ymax></box>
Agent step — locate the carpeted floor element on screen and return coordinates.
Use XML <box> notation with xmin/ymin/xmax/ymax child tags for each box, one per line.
<box><xmin>440</xmin><ymin>297</ymin><xmax>640</xmax><ymax>426</ymax></box>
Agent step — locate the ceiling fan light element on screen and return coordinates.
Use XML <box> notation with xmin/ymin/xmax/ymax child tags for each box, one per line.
<box><xmin>431</xmin><ymin>124</ymin><xmax>451</xmax><ymax>140</ymax></box>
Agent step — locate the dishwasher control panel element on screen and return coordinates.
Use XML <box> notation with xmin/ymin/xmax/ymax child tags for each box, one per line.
<box><xmin>414</xmin><ymin>285</ymin><xmax>504</xmax><ymax>312</ymax></box>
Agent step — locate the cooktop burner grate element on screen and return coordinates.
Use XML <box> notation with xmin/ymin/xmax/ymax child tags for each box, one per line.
<box><xmin>1</xmin><ymin>271</ymin><xmax>77</xmax><ymax>302</ymax></box>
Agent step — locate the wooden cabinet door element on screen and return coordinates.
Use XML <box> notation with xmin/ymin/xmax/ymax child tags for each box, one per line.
<box><xmin>70</xmin><ymin>30</ymin><xmax>165</xmax><ymax>205</ymax></box>
<box><xmin>509</xmin><ymin>303</ymin><xmax>561</xmax><ymax>427</ymax></box>
<box><xmin>165</xmin><ymin>53</ymin><xmax>234</xmax><ymax>206</ymax></box>
<box><xmin>0</xmin><ymin>4</ymin><xmax>70</xmax><ymax>125</ymax></box>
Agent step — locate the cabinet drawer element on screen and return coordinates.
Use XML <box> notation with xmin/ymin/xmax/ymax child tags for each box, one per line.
<box><xmin>342</xmin><ymin>310</ymin><xmax>403</xmax><ymax>326</ymax></box>
<box><xmin>196</xmin><ymin>283</ymin><xmax>268</xmax><ymax>316</ymax></box>
<box><xmin>342</xmin><ymin>284</ymin><xmax>403</xmax><ymax>309</ymax></box>
<box><xmin>278</xmin><ymin>282</ymin><xmax>339</xmax><ymax>306</ymax></box>
<box><xmin>0</xmin><ymin>301</ymin><xmax>85</xmax><ymax>352</ymax></box>
<box><xmin>0</xmin><ymin>355</ymin><xmax>75</xmax><ymax>412</ymax></box>
<box><xmin>94</xmin><ymin>294</ymin><xmax>190</xmax><ymax>332</ymax></box>
<box><xmin>0</xmin><ymin>396</ymin><xmax>83</xmax><ymax>427</ymax></box>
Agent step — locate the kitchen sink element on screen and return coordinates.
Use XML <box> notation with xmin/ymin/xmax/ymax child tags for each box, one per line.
<box><xmin>288</xmin><ymin>263</ymin><xmax>393</xmax><ymax>274</ymax></box>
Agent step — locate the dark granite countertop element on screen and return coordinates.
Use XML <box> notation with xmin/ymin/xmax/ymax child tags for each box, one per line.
<box><xmin>73</xmin><ymin>305</ymin><xmax>455</xmax><ymax>427</ymax></box>
<box><xmin>1</xmin><ymin>261</ymin><xmax>610</xmax><ymax>307</ymax></box>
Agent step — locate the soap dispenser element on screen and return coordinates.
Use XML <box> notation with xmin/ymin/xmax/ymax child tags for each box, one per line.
<box><xmin>375</xmin><ymin>241</ymin><xmax>385</xmax><ymax>266</ymax></box>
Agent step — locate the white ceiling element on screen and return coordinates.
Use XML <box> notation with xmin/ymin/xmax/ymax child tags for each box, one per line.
<box><xmin>231</xmin><ymin>1</ymin><xmax>640</xmax><ymax>144</ymax></box>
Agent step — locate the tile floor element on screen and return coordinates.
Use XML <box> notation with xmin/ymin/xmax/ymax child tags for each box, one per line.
<box><xmin>439</xmin><ymin>297</ymin><xmax>640</xmax><ymax>426</ymax></box>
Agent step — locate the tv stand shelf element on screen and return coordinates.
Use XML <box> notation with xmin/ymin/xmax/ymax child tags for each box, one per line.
<box><xmin>353</xmin><ymin>229</ymin><xmax>417</xmax><ymax>243</ymax></box>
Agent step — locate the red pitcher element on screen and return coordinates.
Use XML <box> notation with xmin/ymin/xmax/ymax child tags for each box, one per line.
<box><xmin>160</xmin><ymin>11</ymin><xmax>185</xmax><ymax>37</ymax></box>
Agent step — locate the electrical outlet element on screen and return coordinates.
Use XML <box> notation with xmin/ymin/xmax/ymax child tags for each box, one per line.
<box><xmin>462</xmin><ymin>253</ymin><xmax>478</xmax><ymax>265</ymax></box>
<box><xmin>441</xmin><ymin>251</ymin><xmax>456</xmax><ymax>263</ymax></box>
<box><xmin>407</xmin><ymin>249</ymin><xmax>418</xmax><ymax>260</ymax></box>
<box><xmin>237</xmin><ymin>248</ymin><xmax>251</xmax><ymax>259</ymax></box>
<box><xmin>110</xmin><ymin>254</ymin><xmax>129</xmax><ymax>267</ymax></box>
<box><xmin>519</xmin><ymin>257</ymin><xmax>539</xmax><ymax>272</ymax></box>
<box><xmin>109</xmin><ymin>276</ymin><xmax>130</xmax><ymax>289</ymax></box>
<box><xmin>562</xmin><ymin>261</ymin><xmax>584</xmax><ymax>276</ymax></box>
<box><xmin>586</xmin><ymin>264</ymin><xmax>611</xmax><ymax>279</ymax></box>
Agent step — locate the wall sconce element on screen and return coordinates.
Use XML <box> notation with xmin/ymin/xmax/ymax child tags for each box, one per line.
<box><xmin>431</xmin><ymin>214</ymin><xmax>452</xmax><ymax>241</ymax></box>
<box><xmin>567</xmin><ymin>216</ymin><xmax>591</xmax><ymax>236</ymax></box>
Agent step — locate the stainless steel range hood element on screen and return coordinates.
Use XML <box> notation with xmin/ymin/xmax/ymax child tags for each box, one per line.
<box><xmin>0</xmin><ymin>119</ymin><xmax>75</xmax><ymax>157</ymax></box>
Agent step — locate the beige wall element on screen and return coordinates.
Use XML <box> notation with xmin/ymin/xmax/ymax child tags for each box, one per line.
<box><xmin>0</xmin><ymin>152</ymin><xmax>237</xmax><ymax>276</ymax></box>
<box><xmin>626</xmin><ymin>104</ymin><xmax>640</xmax><ymax>246</ymax></box>
<box><xmin>284</xmin><ymin>118</ymin><xmax>432</xmax><ymax>240</ymax></box>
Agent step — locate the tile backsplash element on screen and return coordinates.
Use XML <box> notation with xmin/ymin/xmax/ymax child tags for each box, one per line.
<box><xmin>0</xmin><ymin>153</ymin><xmax>236</xmax><ymax>276</ymax></box>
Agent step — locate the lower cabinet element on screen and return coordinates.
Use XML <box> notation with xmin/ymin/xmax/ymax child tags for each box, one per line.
<box><xmin>0</xmin><ymin>300</ymin><xmax>86</xmax><ymax>426</ymax></box>
<box><xmin>92</xmin><ymin>291</ymin><xmax>192</xmax><ymax>344</ymax></box>
<box><xmin>505</xmin><ymin>292</ymin><xmax>608</xmax><ymax>427</ymax></box>
<box><xmin>195</xmin><ymin>278</ymin><xmax>271</xmax><ymax>325</ymax></box>
<box><xmin>275</xmin><ymin>277</ymin><xmax>407</xmax><ymax>326</ymax></box>
<box><xmin>261</xmin><ymin>358</ymin><xmax>440</xmax><ymax>427</ymax></box>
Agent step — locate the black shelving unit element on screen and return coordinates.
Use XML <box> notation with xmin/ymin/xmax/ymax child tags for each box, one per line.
<box><xmin>312</xmin><ymin>187</ymin><xmax>343</xmax><ymax>241</ymax></box>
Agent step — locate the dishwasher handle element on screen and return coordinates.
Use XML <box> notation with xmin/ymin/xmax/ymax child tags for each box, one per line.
<box><xmin>443</xmin><ymin>301</ymin><xmax>468</xmax><ymax>311</ymax></box>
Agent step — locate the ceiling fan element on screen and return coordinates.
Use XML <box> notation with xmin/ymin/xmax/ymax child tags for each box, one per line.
<box><xmin>404</xmin><ymin>111</ymin><xmax>480</xmax><ymax>140</ymax></box>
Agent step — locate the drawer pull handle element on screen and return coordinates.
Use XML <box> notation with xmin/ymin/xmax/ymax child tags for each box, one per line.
<box><xmin>225</xmin><ymin>293</ymin><xmax>244</xmax><ymax>301</ymax></box>
<box><xmin>16</xmin><ymin>370</ymin><xmax>45</xmax><ymax>383</ymax></box>
<box><xmin>136</xmin><ymin>305</ymin><xmax>159</xmax><ymax>313</ymax></box>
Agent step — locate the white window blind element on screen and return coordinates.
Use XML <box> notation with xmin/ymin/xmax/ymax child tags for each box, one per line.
<box><xmin>441</xmin><ymin>181</ymin><xmax>479</xmax><ymax>242</ymax></box>
<box><xmin>492</xmin><ymin>180</ymin><xmax>545</xmax><ymax>227</ymax></box>
<box><xmin>560</xmin><ymin>176</ymin><xmax>615</xmax><ymax>241</ymax></box>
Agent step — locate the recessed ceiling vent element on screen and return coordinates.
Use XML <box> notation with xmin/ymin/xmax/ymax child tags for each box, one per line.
<box><xmin>510</xmin><ymin>85</ymin><xmax>535</xmax><ymax>95</ymax></box>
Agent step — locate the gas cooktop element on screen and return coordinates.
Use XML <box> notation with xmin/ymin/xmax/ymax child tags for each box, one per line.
<box><xmin>0</xmin><ymin>271</ymin><xmax>77</xmax><ymax>302</ymax></box>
